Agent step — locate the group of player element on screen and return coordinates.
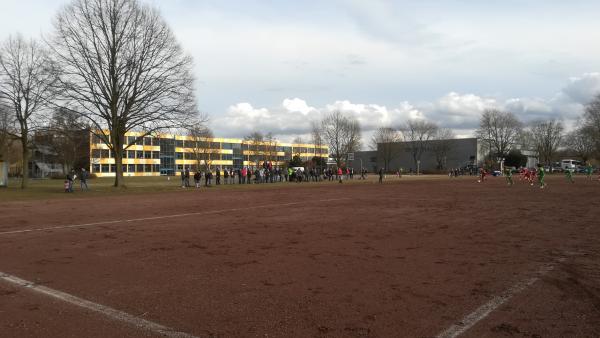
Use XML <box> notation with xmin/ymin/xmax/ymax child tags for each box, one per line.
<box><xmin>477</xmin><ymin>162</ymin><xmax>597</xmax><ymax>189</ymax></box>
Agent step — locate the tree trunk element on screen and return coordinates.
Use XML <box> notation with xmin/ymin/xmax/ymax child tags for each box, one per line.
<box><xmin>21</xmin><ymin>134</ymin><xmax>29</xmax><ymax>189</ymax></box>
<box><xmin>112</xmin><ymin>131</ymin><xmax>125</xmax><ymax>187</ymax></box>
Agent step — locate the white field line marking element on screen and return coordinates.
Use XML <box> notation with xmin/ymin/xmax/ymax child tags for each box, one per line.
<box><xmin>0</xmin><ymin>271</ymin><xmax>198</xmax><ymax>338</ymax></box>
<box><xmin>0</xmin><ymin>197</ymin><xmax>350</xmax><ymax>236</ymax></box>
<box><xmin>436</xmin><ymin>259</ymin><xmax>565</xmax><ymax>338</ymax></box>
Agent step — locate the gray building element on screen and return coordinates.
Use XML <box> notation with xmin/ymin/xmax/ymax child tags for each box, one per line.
<box><xmin>349</xmin><ymin>138</ymin><xmax>481</xmax><ymax>173</ymax></box>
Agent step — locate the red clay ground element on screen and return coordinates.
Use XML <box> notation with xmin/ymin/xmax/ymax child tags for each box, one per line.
<box><xmin>0</xmin><ymin>176</ymin><xmax>599</xmax><ymax>337</ymax></box>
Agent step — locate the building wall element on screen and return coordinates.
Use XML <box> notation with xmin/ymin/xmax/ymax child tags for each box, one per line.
<box><xmin>350</xmin><ymin>138</ymin><xmax>480</xmax><ymax>173</ymax></box>
<box><xmin>89</xmin><ymin>132</ymin><xmax>328</xmax><ymax>177</ymax></box>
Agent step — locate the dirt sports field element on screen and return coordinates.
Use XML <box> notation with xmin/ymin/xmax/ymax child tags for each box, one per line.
<box><xmin>0</xmin><ymin>175</ymin><xmax>599</xmax><ymax>338</ymax></box>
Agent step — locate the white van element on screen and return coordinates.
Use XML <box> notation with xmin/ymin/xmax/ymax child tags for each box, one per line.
<box><xmin>561</xmin><ymin>159</ymin><xmax>581</xmax><ymax>171</ymax></box>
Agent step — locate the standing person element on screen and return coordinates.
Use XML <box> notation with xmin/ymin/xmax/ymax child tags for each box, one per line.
<box><xmin>184</xmin><ymin>168</ymin><xmax>191</xmax><ymax>187</ymax></box>
<box><xmin>194</xmin><ymin>171</ymin><xmax>201</xmax><ymax>188</ymax></box>
<box><xmin>247</xmin><ymin>168</ymin><xmax>252</xmax><ymax>184</ymax></box>
<box><xmin>504</xmin><ymin>167</ymin><xmax>513</xmax><ymax>186</ymax></box>
<box><xmin>204</xmin><ymin>169</ymin><xmax>209</xmax><ymax>187</ymax></box>
<box><xmin>223</xmin><ymin>167</ymin><xmax>229</xmax><ymax>184</ymax></box>
<box><xmin>337</xmin><ymin>167</ymin><xmax>343</xmax><ymax>183</ymax></box>
<box><xmin>537</xmin><ymin>164</ymin><xmax>546</xmax><ymax>189</ymax></box>
<box><xmin>585</xmin><ymin>162</ymin><xmax>593</xmax><ymax>181</ymax></box>
<box><xmin>215</xmin><ymin>167</ymin><xmax>221</xmax><ymax>185</ymax></box>
<box><xmin>378</xmin><ymin>168</ymin><xmax>384</xmax><ymax>183</ymax></box>
<box><xmin>241</xmin><ymin>167</ymin><xmax>247</xmax><ymax>184</ymax></box>
<box><xmin>80</xmin><ymin>168</ymin><xmax>89</xmax><ymax>190</ymax></box>
<box><xmin>565</xmin><ymin>168</ymin><xmax>575</xmax><ymax>183</ymax></box>
<box><xmin>237</xmin><ymin>168</ymin><xmax>242</xmax><ymax>184</ymax></box>
<box><xmin>478</xmin><ymin>167</ymin><xmax>486</xmax><ymax>183</ymax></box>
<box><xmin>180</xmin><ymin>169</ymin><xmax>186</xmax><ymax>188</ymax></box>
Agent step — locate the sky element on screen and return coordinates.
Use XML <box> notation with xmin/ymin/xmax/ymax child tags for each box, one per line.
<box><xmin>2</xmin><ymin>0</ymin><xmax>600</xmax><ymax>144</ymax></box>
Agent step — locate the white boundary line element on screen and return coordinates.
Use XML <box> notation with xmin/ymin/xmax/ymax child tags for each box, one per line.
<box><xmin>436</xmin><ymin>259</ymin><xmax>564</xmax><ymax>338</ymax></box>
<box><xmin>0</xmin><ymin>197</ymin><xmax>350</xmax><ymax>236</ymax></box>
<box><xmin>0</xmin><ymin>271</ymin><xmax>198</xmax><ymax>338</ymax></box>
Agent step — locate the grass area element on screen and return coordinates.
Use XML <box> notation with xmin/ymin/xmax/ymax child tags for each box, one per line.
<box><xmin>0</xmin><ymin>174</ymin><xmax>453</xmax><ymax>202</ymax></box>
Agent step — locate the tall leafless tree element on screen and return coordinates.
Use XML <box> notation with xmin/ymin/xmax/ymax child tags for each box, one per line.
<box><xmin>527</xmin><ymin>119</ymin><xmax>564</xmax><ymax>166</ymax></box>
<box><xmin>430</xmin><ymin>127</ymin><xmax>455</xmax><ymax>170</ymax></box>
<box><xmin>185</xmin><ymin>115</ymin><xmax>212</xmax><ymax>171</ymax></box>
<box><xmin>244</xmin><ymin>131</ymin><xmax>264</xmax><ymax>167</ymax></box>
<box><xmin>47</xmin><ymin>107</ymin><xmax>90</xmax><ymax>174</ymax></box>
<box><xmin>565</xmin><ymin>125</ymin><xmax>596</xmax><ymax>162</ymax></box>
<box><xmin>400</xmin><ymin>119</ymin><xmax>438</xmax><ymax>172</ymax></box>
<box><xmin>476</xmin><ymin>109</ymin><xmax>523</xmax><ymax>163</ymax></box>
<box><xmin>264</xmin><ymin>132</ymin><xmax>278</xmax><ymax>164</ymax></box>
<box><xmin>310</xmin><ymin>120</ymin><xmax>325</xmax><ymax>170</ymax></box>
<box><xmin>371</xmin><ymin>126</ymin><xmax>401</xmax><ymax>171</ymax></box>
<box><xmin>50</xmin><ymin>0</ymin><xmax>197</xmax><ymax>187</ymax></box>
<box><xmin>321</xmin><ymin>111</ymin><xmax>361</xmax><ymax>167</ymax></box>
<box><xmin>0</xmin><ymin>35</ymin><xmax>57</xmax><ymax>188</ymax></box>
<box><xmin>583</xmin><ymin>93</ymin><xmax>600</xmax><ymax>155</ymax></box>
<box><xmin>0</xmin><ymin>103</ymin><xmax>11</xmax><ymax>162</ymax></box>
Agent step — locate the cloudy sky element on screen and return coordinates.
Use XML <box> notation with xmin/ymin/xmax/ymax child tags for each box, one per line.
<box><xmin>2</xmin><ymin>0</ymin><xmax>600</xmax><ymax>144</ymax></box>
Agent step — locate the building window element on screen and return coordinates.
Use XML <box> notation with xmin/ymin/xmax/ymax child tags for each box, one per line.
<box><xmin>136</xmin><ymin>151</ymin><xmax>144</xmax><ymax>159</ymax></box>
<box><xmin>144</xmin><ymin>151</ymin><xmax>152</xmax><ymax>159</ymax></box>
<box><xmin>144</xmin><ymin>137</ymin><xmax>152</xmax><ymax>146</ymax></box>
<box><xmin>153</xmin><ymin>164</ymin><xmax>160</xmax><ymax>172</ymax></box>
<box><xmin>110</xmin><ymin>164</ymin><xmax>116</xmax><ymax>173</ymax></box>
<box><xmin>222</xmin><ymin>154</ymin><xmax>232</xmax><ymax>161</ymax></box>
<box><xmin>92</xmin><ymin>149</ymin><xmax>101</xmax><ymax>158</ymax></box>
<box><xmin>152</xmin><ymin>151</ymin><xmax>160</xmax><ymax>159</ymax></box>
<box><xmin>136</xmin><ymin>164</ymin><xmax>144</xmax><ymax>172</ymax></box>
<box><xmin>92</xmin><ymin>164</ymin><xmax>100</xmax><ymax>173</ymax></box>
<box><xmin>128</xmin><ymin>164</ymin><xmax>135</xmax><ymax>173</ymax></box>
<box><xmin>176</xmin><ymin>140</ymin><xmax>184</xmax><ymax>148</ymax></box>
<box><xmin>126</xmin><ymin>150</ymin><xmax>135</xmax><ymax>159</ymax></box>
<box><xmin>222</xmin><ymin>143</ymin><xmax>233</xmax><ymax>149</ymax></box>
<box><xmin>176</xmin><ymin>152</ymin><xmax>183</xmax><ymax>159</ymax></box>
<box><xmin>101</xmin><ymin>164</ymin><xmax>109</xmax><ymax>173</ymax></box>
<box><xmin>100</xmin><ymin>149</ymin><xmax>110</xmax><ymax>159</ymax></box>
<box><xmin>145</xmin><ymin>164</ymin><xmax>152</xmax><ymax>172</ymax></box>
<box><xmin>127</xmin><ymin>136</ymin><xmax>136</xmax><ymax>145</ymax></box>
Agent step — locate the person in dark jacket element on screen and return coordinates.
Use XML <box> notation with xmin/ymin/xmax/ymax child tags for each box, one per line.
<box><xmin>194</xmin><ymin>171</ymin><xmax>201</xmax><ymax>188</ymax></box>
<box><xmin>215</xmin><ymin>167</ymin><xmax>221</xmax><ymax>185</ymax></box>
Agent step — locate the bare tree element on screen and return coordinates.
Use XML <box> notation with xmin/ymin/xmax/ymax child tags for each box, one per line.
<box><xmin>431</xmin><ymin>128</ymin><xmax>455</xmax><ymax>170</ymax></box>
<box><xmin>321</xmin><ymin>111</ymin><xmax>361</xmax><ymax>167</ymax></box>
<box><xmin>565</xmin><ymin>125</ymin><xmax>596</xmax><ymax>162</ymax></box>
<box><xmin>187</xmin><ymin>124</ymin><xmax>213</xmax><ymax>171</ymax></box>
<box><xmin>244</xmin><ymin>131</ymin><xmax>264</xmax><ymax>167</ymax></box>
<box><xmin>310</xmin><ymin>121</ymin><xmax>325</xmax><ymax>170</ymax></box>
<box><xmin>0</xmin><ymin>103</ymin><xmax>12</xmax><ymax>161</ymax></box>
<box><xmin>400</xmin><ymin>119</ymin><xmax>438</xmax><ymax>172</ymax></box>
<box><xmin>185</xmin><ymin>114</ymin><xmax>211</xmax><ymax>171</ymax></box>
<box><xmin>0</xmin><ymin>35</ymin><xmax>57</xmax><ymax>188</ymax></box>
<box><xmin>583</xmin><ymin>93</ymin><xmax>600</xmax><ymax>155</ymax></box>
<box><xmin>47</xmin><ymin>107</ymin><xmax>90</xmax><ymax>174</ymax></box>
<box><xmin>50</xmin><ymin>0</ymin><xmax>197</xmax><ymax>187</ymax></box>
<box><xmin>371</xmin><ymin>126</ymin><xmax>401</xmax><ymax>171</ymax></box>
<box><xmin>264</xmin><ymin>132</ymin><xmax>278</xmax><ymax>164</ymax></box>
<box><xmin>476</xmin><ymin>109</ymin><xmax>523</xmax><ymax>163</ymax></box>
<box><xmin>528</xmin><ymin>119</ymin><xmax>564</xmax><ymax>166</ymax></box>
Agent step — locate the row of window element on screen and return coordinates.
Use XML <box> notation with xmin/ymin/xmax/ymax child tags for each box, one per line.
<box><xmin>92</xmin><ymin>164</ymin><xmax>161</xmax><ymax>173</ymax></box>
<box><xmin>91</xmin><ymin>135</ymin><xmax>327</xmax><ymax>153</ymax></box>
<box><xmin>92</xmin><ymin>149</ymin><xmax>161</xmax><ymax>159</ymax></box>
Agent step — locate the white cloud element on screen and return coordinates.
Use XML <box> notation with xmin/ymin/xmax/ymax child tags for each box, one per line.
<box><xmin>211</xmin><ymin>72</ymin><xmax>600</xmax><ymax>147</ymax></box>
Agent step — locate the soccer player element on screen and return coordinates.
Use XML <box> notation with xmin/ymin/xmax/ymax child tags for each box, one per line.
<box><xmin>505</xmin><ymin>167</ymin><xmax>513</xmax><ymax>186</ymax></box>
<box><xmin>537</xmin><ymin>164</ymin><xmax>546</xmax><ymax>189</ymax></box>
<box><xmin>565</xmin><ymin>168</ymin><xmax>575</xmax><ymax>183</ymax></box>
<box><xmin>585</xmin><ymin>162</ymin><xmax>593</xmax><ymax>181</ymax></box>
<box><xmin>478</xmin><ymin>167</ymin><xmax>486</xmax><ymax>183</ymax></box>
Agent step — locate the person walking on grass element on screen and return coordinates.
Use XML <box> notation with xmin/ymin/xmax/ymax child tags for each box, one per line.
<box><xmin>504</xmin><ymin>167</ymin><xmax>513</xmax><ymax>186</ymax></box>
<box><xmin>80</xmin><ymin>168</ymin><xmax>89</xmax><ymax>190</ymax></box>
<box><xmin>537</xmin><ymin>164</ymin><xmax>546</xmax><ymax>189</ymax></box>
<box><xmin>337</xmin><ymin>167</ymin><xmax>343</xmax><ymax>183</ymax></box>
<box><xmin>216</xmin><ymin>167</ymin><xmax>221</xmax><ymax>185</ymax></box>
<box><xmin>180</xmin><ymin>170</ymin><xmax>186</xmax><ymax>188</ymax></box>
